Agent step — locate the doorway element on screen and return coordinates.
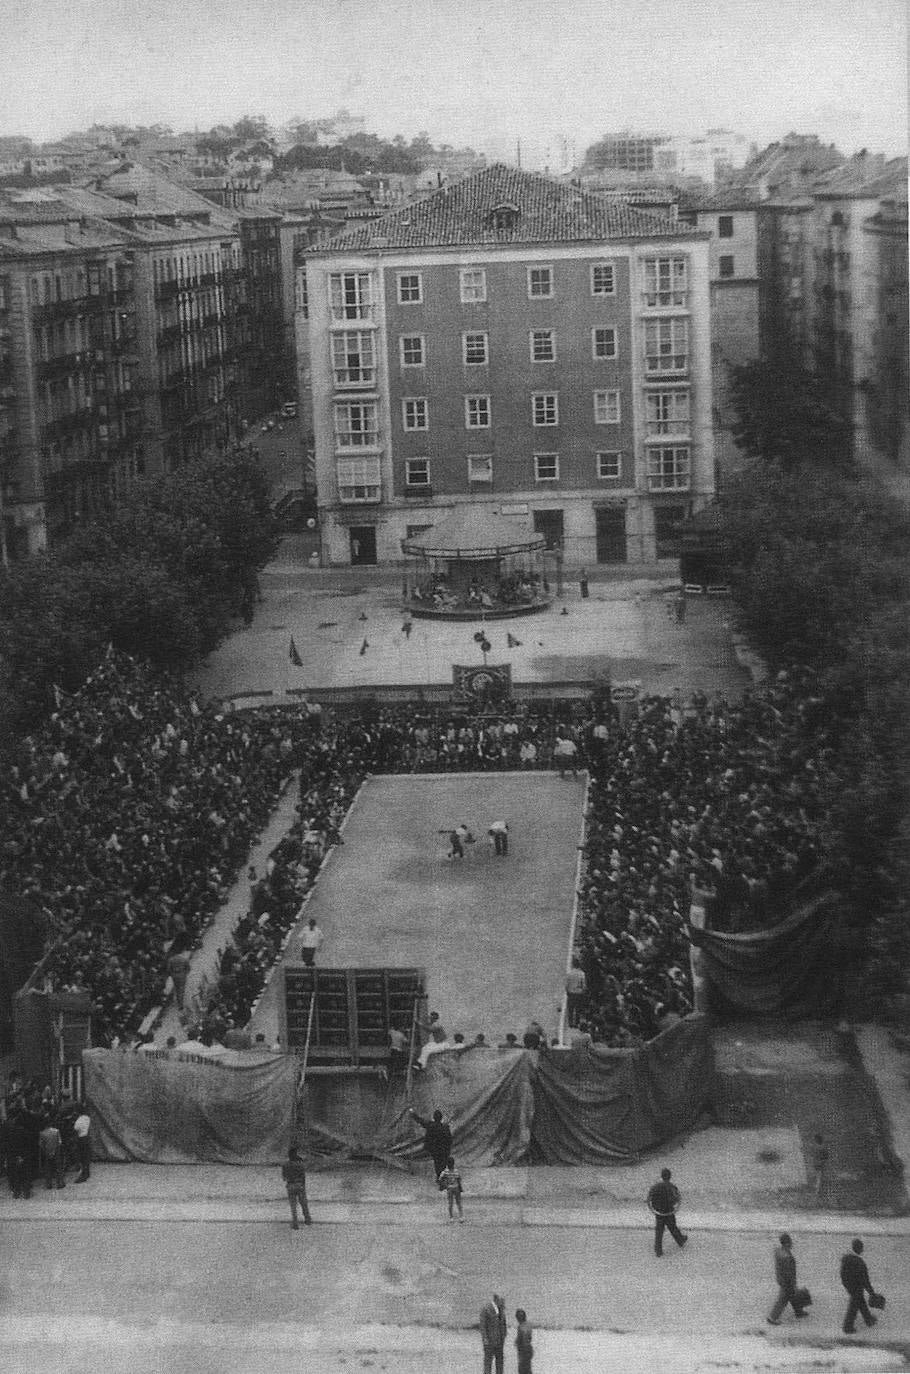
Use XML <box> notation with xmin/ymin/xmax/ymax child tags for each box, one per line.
<box><xmin>595</xmin><ymin>507</ymin><xmax>627</xmax><ymax>563</ymax></box>
<box><xmin>533</xmin><ymin>508</ymin><xmax>564</xmax><ymax>550</ymax></box>
<box><xmin>349</xmin><ymin>525</ymin><xmax>377</xmax><ymax>565</ymax></box>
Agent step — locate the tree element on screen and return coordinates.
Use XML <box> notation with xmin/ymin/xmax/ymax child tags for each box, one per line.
<box><xmin>730</xmin><ymin>358</ymin><xmax>854</xmax><ymax>472</ymax></box>
<box><xmin>231</xmin><ymin>115</ymin><xmax>270</xmax><ymax>143</ymax></box>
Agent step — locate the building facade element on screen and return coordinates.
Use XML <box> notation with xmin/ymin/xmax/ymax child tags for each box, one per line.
<box><xmin>0</xmin><ymin>209</ymin><xmax>141</xmax><ymax>559</ymax></box>
<box><xmin>679</xmin><ymin>192</ymin><xmax>761</xmax><ymax>480</ymax></box>
<box><xmin>0</xmin><ymin>170</ymin><xmax>293</xmax><ymax>557</ymax></box>
<box><xmin>305</xmin><ymin>166</ymin><xmax>714</xmax><ymax>568</ymax></box>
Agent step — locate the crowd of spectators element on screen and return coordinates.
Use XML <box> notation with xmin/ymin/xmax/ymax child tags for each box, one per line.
<box><xmin>576</xmin><ymin>670</ymin><xmax>842</xmax><ymax>1044</ymax></box>
<box><xmin>1</xmin><ymin>651</ymin><xmax>844</xmax><ymax>1053</ymax></box>
<box><xmin>0</xmin><ymin>653</ymin><xmax>306</xmax><ymax>1043</ymax></box>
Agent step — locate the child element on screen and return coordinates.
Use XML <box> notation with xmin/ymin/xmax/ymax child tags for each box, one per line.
<box><xmin>438</xmin><ymin>1155</ymin><xmax>464</xmax><ymax>1222</ymax></box>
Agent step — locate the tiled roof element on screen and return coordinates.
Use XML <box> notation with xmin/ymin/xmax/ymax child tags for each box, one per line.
<box><xmin>812</xmin><ymin>155</ymin><xmax>907</xmax><ymax>200</ymax></box>
<box><xmin>312</xmin><ymin>164</ymin><xmax>699</xmax><ymax>252</ymax></box>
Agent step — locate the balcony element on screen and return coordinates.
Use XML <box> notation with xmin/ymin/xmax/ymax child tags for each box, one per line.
<box><xmin>155</xmin><ymin>280</ymin><xmax>181</xmax><ymax>302</ymax></box>
<box><xmin>37</xmin><ymin>351</ymin><xmax>92</xmax><ymax>380</ymax></box>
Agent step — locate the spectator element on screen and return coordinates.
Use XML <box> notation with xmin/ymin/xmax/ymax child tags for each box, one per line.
<box><xmin>298</xmin><ymin>918</ymin><xmax>324</xmax><ymax>967</ymax></box>
<box><xmin>281</xmin><ymin>1146</ymin><xmax>313</xmax><ymax>1229</ymax></box>
<box><xmin>72</xmin><ymin>1105</ymin><xmax>92</xmax><ymax>1182</ymax></box>
<box><xmin>437</xmin><ymin>1155</ymin><xmax>464</xmax><ymax>1223</ymax></box>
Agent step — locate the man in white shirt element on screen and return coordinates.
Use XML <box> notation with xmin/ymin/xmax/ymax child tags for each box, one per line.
<box><xmin>554</xmin><ymin>735</ymin><xmax>578</xmax><ymax>778</ymax></box>
<box><xmin>299</xmin><ymin>918</ymin><xmax>324</xmax><ymax>966</ymax></box>
<box><xmin>488</xmin><ymin>820</ymin><xmax>510</xmax><ymax>857</ymax></box>
<box><xmin>73</xmin><ymin>1106</ymin><xmax>91</xmax><ymax>1182</ymax></box>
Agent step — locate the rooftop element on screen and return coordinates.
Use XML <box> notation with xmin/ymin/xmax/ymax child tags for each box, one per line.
<box><xmin>312</xmin><ymin>163</ymin><xmax>701</xmax><ymax>253</ymax></box>
<box><xmin>812</xmin><ymin>154</ymin><xmax>908</xmax><ymax>201</ymax></box>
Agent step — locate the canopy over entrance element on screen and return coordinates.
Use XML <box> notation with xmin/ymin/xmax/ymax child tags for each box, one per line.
<box><xmin>403</xmin><ymin>506</ymin><xmax>553</xmax><ymax>619</ymax></box>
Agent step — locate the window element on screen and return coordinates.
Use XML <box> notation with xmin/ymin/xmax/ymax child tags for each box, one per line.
<box><xmin>532</xmin><ymin>392</ymin><xmax>558</xmax><ymax>426</ymax></box>
<box><xmin>331</xmin><ymin>331</ymin><xmax>376</xmax><ymax>386</ymax></box>
<box><xmin>467</xmin><ymin>454</ymin><xmax>493</xmax><ymax>483</ymax></box>
<box><xmin>527</xmin><ymin>265</ymin><xmax>553</xmax><ymax>298</ymax></box>
<box><xmin>333</xmin><ymin>399</ymin><xmax>379</xmax><ymax>448</ymax></box>
<box><xmin>718</xmin><ymin>255</ymin><xmax>734</xmax><ymax>278</ymax></box>
<box><xmin>594</xmin><ymin>389</ymin><xmax>620</xmax><ymax>424</ymax></box>
<box><xmin>465</xmin><ymin>394</ymin><xmax>491</xmax><ymax>428</ymax></box>
<box><xmin>405</xmin><ymin>458</ymin><xmax>430</xmax><ymax>487</ymax></box>
<box><xmin>718</xmin><ymin>215</ymin><xmax>734</xmax><ymax>238</ymax></box>
<box><xmin>646</xmin><ymin>389</ymin><xmax>690</xmax><ymax>436</ymax></box>
<box><xmin>591</xmin><ymin>262</ymin><xmax>615</xmax><ymax>296</ymax></box>
<box><xmin>642</xmin><ymin>257</ymin><xmax>688</xmax><ymax>307</ymax></box>
<box><xmin>403</xmin><ymin>397</ymin><xmax>428</xmax><ymax>431</ymax></box>
<box><xmin>459</xmin><ymin>268</ymin><xmax>487</xmax><ymax>303</ymax></box>
<box><xmin>329</xmin><ymin>272</ymin><xmax>374</xmax><ymax>322</ymax></box>
<box><xmin>336</xmin><ymin>456</ymin><xmax>381</xmax><ymax>503</ymax></box>
<box><xmin>644</xmin><ymin>318</ymin><xmax>689</xmax><ymax>374</ymax></box>
<box><xmin>647</xmin><ymin>446</ymin><xmax>691</xmax><ymax>491</ymax></box>
<box><xmin>463</xmin><ymin>332</ymin><xmax>488</xmax><ymax>365</ymax></box>
<box><xmin>596</xmin><ymin>450</ymin><xmax>622</xmax><ymax>480</ymax></box>
<box><xmin>294</xmin><ymin>269</ymin><xmax>308</xmax><ymax>317</ymax></box>
<box><xmin>592</xmin><ymin>327</ymin><xmax>617</xmax><ymax>360</ymax></box>
<box><xmin>530</xmin><ymin>329</ymin><xmax>556</xmax><ymax>363</ymax></box>
<box><xmin>397</xmin><ymin>272</ymin><xmax>422</xmax><ymax>304</ymax></box>
<box><xmin>534</xmin><ymin>452</ymin><xmax>559</xmax><ymax>481</ymax></box>
<box><xmin>400</xmin><ymin>334</ymin><xmax>425</xmax><ymax>367</ymax></box>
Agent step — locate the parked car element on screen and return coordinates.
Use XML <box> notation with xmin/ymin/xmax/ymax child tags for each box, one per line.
<box><xmin>281</xmin><ymin>401</ymin><xmax>298</xmax><ymax>418</ymax></box>
<box><xmin>272</xmin><ymin>488</ymin><xmax>317</xmax><ymax>532</ymax></box>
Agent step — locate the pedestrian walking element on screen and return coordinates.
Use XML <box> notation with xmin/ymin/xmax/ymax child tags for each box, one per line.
<box><xmin>408</xmin><ymin>1106</ymin><xmax>452</xmax><ymax>1180</ymax></box>
<box><xmin>479</xmin><ymin>1293</ymin><xmax>508</xmax><ymax>1374</ymax></box>
<box><xmin>281</xmin><ymin>1146</ymin><xmax>313</xmax><ymax>1229</ymax></box>
<box><xmin>488</xmin><ymin>820</ymin><xmax>509</xmax><ymax>856</ymax></box>
<box><xmin>73</xmin><ymin>1104</ymin><xmax>92</xmax><ymax>1182</ymax></box>
<box><xmin>579</xmin><ymin>568</ymin><xmax>589</xmax><ymax>599</ymax></box>
<box><xmin>514</xmin><ymin>1308</ymin><xmax>534</xmax><ymax>1374</ymax></box>
<box><xmin>647</xmin><ymin>1167</ymin><xmax>688</xmax><ymax>1256</ymax></box>
<box><xmin>674</xmin><ymin>588</ymin><xmax>687</xmax><ymax>624</ymax></box>
<box><xmin>767</xmin><ymin>1233</ymin><xmax>810</xmax><ymax>1324</ymax></box>
<box><xmin>437</xmin><ymin>1155</ymin><xmax>464</xmax><ymax>1222</ymax></box>
<box><xmin>299</xmin><ymin>917</ymin><xmax>324</xmax><ymax>966</ymax></box>
<box><xmin>840</xmin><ymin>1239</ymin><xmax>880</xmax><ymax>1333</ymax></box>
<box><xmin>809</xmin><ymin>1132</ymin><xmax>830</xmax><ymax>1201</ymax></box>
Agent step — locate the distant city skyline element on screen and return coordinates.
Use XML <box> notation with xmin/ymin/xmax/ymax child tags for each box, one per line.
<box><xmin>1</xmin><ymin>0</ymin><xmax>906</xmax><ymax>160</ymax></box>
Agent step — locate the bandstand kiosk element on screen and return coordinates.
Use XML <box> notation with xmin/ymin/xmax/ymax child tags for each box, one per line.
<box><xmin>401</xmin><ymin>507</ymin><xmax>553</xmax><ymax>620</ymax></box>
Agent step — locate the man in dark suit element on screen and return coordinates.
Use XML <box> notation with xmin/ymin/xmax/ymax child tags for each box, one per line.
<box><xmin>647</xmin><ymin>1167</ymin><xmax>688</xmax><ymax>1256</ymax></box>
<box><xmin>479</xmin><ymin>1293</ymin><xmax>507</xmax><ymax>1374</ymax></box>
<box><xmin>840</xmin><ymin>1238</ymin><xmax>878</xmax><ymax>1333</ymax></box>
<box><xmin>767</xmin><ymin>1233</ymin><xmax>809</xmax><ymax>1323</ymax></box>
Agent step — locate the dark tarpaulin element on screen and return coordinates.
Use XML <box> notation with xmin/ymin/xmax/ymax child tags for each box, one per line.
<box><xmin>689</xmin><ymin>894</ymin><xmax>844</xmax><ymax>1018</ymax></box>
<box><xmin>84</xmin><ymin>1048</ymin><xmax>298</xmax><ymax>1164</ymax></box>
<box><xmin>376</xmin><ymin>1047</ymin><xmax>534</xmax><ymax>1166</ymax></box>
<box><xmin>530</xmin><ymin>1015</ymin><xmax>714</xmax><ymax>1164</ymax></box>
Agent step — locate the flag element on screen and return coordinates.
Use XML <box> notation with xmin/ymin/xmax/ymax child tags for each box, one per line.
<box><xmin>289</xmin><ymin>637</ymin><xmax>302</xmax><ymax>666</ymax></box>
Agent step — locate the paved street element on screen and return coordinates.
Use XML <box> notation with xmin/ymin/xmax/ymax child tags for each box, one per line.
<box><xmin>0</xmin><ymin>1218</ymin><xmax>907</xmax><ymax>1373</ymax></box>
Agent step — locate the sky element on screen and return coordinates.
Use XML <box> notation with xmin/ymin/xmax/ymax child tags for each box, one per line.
<box><xmin>0</xmin><ymin>0</ymin><xmax>906</xmax><ymax>160</ymax></box>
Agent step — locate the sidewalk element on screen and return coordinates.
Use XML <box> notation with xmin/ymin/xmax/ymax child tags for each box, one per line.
<box><xmin>4</xmin><ymin>1152</ymin><xmax>909</xmax><ymax>1231</ymax></box>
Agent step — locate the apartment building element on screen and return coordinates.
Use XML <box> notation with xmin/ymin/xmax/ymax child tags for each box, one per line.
<box><xmin>0</xmin><ymin>203</ymin><xmax>141</xmax><ymax>558</ymax></box>
<box><xmin>678</xmin><ymin>191</ymin><xmax>761</xmax><ymax>477</ymax></box>
<box><xmin>860</xmin><ymin>198</ymin><xmax>909</xmax><ymax>468</ymax></box>
<box><xmin>0</xmin><ymin>168</ymin><xmax>291</xmax><ymax>557</ymax></box>
<box><xmin>304</xmin><ymin>165</ymin><xmax>714</xmax><ymax>568</ymax></box>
